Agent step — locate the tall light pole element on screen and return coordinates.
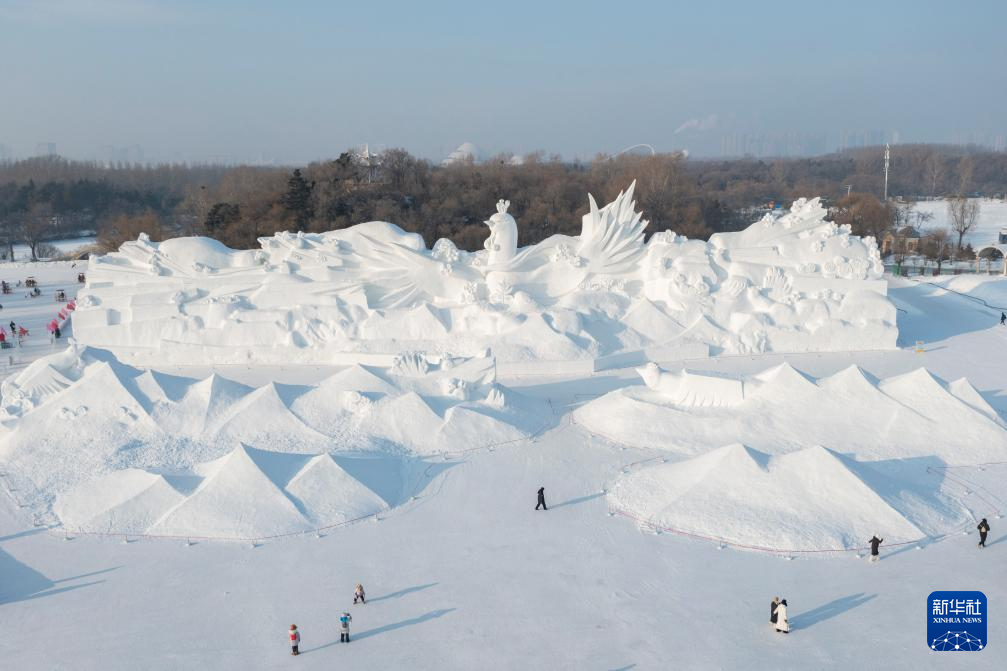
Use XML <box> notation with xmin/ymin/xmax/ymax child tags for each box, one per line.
<box><xmin>883</xmin><ymin>143</ymin><xmax>890</xmax><ymax>201</ymax></box>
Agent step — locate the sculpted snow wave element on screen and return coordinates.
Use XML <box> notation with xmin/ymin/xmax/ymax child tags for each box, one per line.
<box><xmin>576</xmin><ymin>362</ymin><xmax>1007</xmax><ymax>463</ymax></box>
<box><xmin>73</xmin><ymin>185</ymin><xmax>896</xmax><ymax>364</ymax></box>
<box><xmin>584</xmin><ymin>362</ymin><xmax>1003</xmax><ymax>551</ymax></box>
<box><xmin>0</xmin><ymin>346</ymin><xmax>543</xmax><ymax>532</ymax></box>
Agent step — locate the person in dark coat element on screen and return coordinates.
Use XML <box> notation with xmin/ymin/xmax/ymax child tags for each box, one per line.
<box><xmin>771</xmin><ymin>596</ymin><xmax>780</xmax><ymax>625</ymax></box>
<box><xmin>775</xmin><ymin>599</ymin><xmax>790</xmax><ymax>633</ymax></box>
<box><xmin>1001</xmin><ymin>312</ymin><xmax>1006</xmax><ymax>325</ymax></box>
<box><xmin>868</xmin><ymin>535</ymin><xmax>884</xmax><ymax>561</ymax></box>
<box><xmin>535</xmin><ymin>487</ymin><xmax>547</xmax><ymax>510</ymax></box>
<box><xmin>977</xmin><ymin>518</ymin><xmax>990</xmax><ymax>548</ymax></box>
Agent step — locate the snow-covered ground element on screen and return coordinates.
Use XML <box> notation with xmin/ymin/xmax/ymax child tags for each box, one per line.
<box><xmin>914</xmin><ymin>198</ymin><xmax>1007</xmax><ymax>248</ymax></box>
<box><xmin>9</xmin><ymin>235</ymin><xmax>96</xmax><ymax>262</ymax></box>
<box><xmin>2</xmin><ymin>272</ymin><xmax>1006</xmax><ymax>668</ymax></box>
<box><xmin>0</xmin><ymin>260</ymin><xmax>84</xmax><ymax>371</ymax></box>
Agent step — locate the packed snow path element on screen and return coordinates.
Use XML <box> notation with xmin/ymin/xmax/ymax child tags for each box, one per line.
<box><xmin>0</xmin><ymin>261</ymin><xmax>82</xmax><ymax>373</ymax></box>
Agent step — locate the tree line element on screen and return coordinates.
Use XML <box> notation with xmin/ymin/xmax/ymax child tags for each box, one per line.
<box><xmin>0</xmin><ymin>145</ymin><xmax>1003</xmax><ymax>260</ymax></box>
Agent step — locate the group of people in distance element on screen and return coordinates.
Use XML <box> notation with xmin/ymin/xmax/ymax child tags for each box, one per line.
<box><xmin>288</xmin><ymin>584</ymin><xmax>364</xmax><ymax>656</ymax></box>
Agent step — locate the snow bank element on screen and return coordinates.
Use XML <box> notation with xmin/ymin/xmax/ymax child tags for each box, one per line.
<box><xmin>924</xmin><ymin>274</ymin><xmax>1007</xmax><ymax>308</ymax></box>
<box><xmin>576</xmin><ymin>362</ymin><xmax>1007</xmax><ymax>464</ymax></box>
<box><xmin>0</xmin><ymin>347</ymin><xmax>541</xmax><ymax>529</ymax></box>
<box><xmin>74</xmin><ymin>188</ymin><xmax>896</xmax><ymax>364</ymax></box>
<box><xmin>608</xmin><ymin>444</ymin><xmax>965</xmax><ymax>552</ymax></box>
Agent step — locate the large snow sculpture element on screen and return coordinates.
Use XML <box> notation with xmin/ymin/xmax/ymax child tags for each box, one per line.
<box><xmin>74</xmin><ymin>184</ymin><xmax>896</xmax><ymax>365</ymax></box>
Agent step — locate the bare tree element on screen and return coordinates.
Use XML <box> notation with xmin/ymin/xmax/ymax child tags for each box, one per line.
<box><xmin>957</xmin><ymin>156</ymin><xmax>974</xmax><ymax>195</ymax></box>
<box><xmin>18</xmin><ymin>202</ymin><xmax>53</xmax><ymax>261</ymax></box>
<box><xmin>925</xmin><ymin>153</ymin><xmax>944</xmax><ymax>198</ymax></box>
<box><xmin>97</xmin><ymin>212</ymin><xmax>164</xmax><ymax>253</ymax></box>
<box><xmin>921</xmin><ymin>228</ymin><xmax>952</xmax><ymax>274</ymax></box>
<box><xmin>946</xmin><ymin>196</ymin><xmax>980</xmax><ymax>250</ymax></box>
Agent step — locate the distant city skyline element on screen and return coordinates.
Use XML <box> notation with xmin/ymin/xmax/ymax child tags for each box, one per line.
<box><xmin>3</xmin><ymin>129</ymin><xmax>1006</xmax><ymax>167</ymax></box>
<box><xmin>1</xmin><ymin>1</ymin><xmax>1005</xmax><ymax>165</ymax></box>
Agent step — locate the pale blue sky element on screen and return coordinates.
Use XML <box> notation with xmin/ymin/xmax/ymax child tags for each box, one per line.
<box><xmin>1</xmin><ymin>0</ymin><xmax>1004</xmax><ymax>163</ymax></box>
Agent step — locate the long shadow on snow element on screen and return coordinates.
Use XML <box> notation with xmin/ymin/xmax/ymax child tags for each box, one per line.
<box><xmin>368</xmin><ymin>582</ymin><xmax>438</xmax><ymax>603</ymax></box>
<box><xmin>790</xmin><ymin>593</ymin><xmax>877</xmax><ymax>630</ymax></box>
<box><xmin>0</xmin><ymin>526</ymin><xmax>53</xmax><ymax>542</ymax></box>
<box><xmin>354</xmin><ymin>608</ymin><xmax>456</xmax><ymax>641</ymax></box>
<box><xmin>552</xmin><ymin>492</ymin><xmax>606</xmax><ymax>509</ymax></box>
<box><xmin>0</xmin><ymin>547</ymin><xmax>117</xmax><ymax>606</ymax></box>
<box><xmin>302</xmin><ymin>608</ymin><xmax>456</xmax><ymax>653</ymax></box>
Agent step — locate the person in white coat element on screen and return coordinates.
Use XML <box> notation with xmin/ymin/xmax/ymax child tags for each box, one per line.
<box><xmin>775</xmin><ymin>599</ymin><xmax>790</xmax><ymax>633</ymax></box>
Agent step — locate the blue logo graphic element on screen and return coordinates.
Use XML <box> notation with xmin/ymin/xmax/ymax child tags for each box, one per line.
<box><xmin>928</xmin><ymin>591</ymin><xmax>986</xmax><ymax>651</ymax></box>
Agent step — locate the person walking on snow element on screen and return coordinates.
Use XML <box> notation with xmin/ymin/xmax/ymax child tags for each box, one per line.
<box><xmin>775</xmin><ymin>599</ymin><xmax>790</xmax><ymax>633</ymax></box>
<box><xmin>536</xmin><ymin>486</ymin><xmax>547</xmax><ymax>510</ymax></box>
<box><xmin>770</xmin><ymin>596</ymin><xmax>780</xmax><ymax>626</ymax></box>
<box><xmin>339</xmin><ymin>612</ymin><xmax>352</xmax><ymax>642</ymax></box>
<box><xmin>977</xmin><ymin>518</ymin><xmax>990</xmax><ymax>548</ymax></box>
<box><xmin>354</xmin><ymin>583</ymin><xmax>366</xmax><ymax>604</ymax></box>
<box><xmin>289</xmin><ymin>624</ymin><xmax>300</xmax><ymax>656</ymax></box>
<box><xmin>868</xmin><ymin>535</ymin><xmax>884</xmax><ymax>561</ymax></box>
<box><xmin>1001</xmin><ymin>312</ymin><xmax>1006</xmax><ymax>326</ymax></box>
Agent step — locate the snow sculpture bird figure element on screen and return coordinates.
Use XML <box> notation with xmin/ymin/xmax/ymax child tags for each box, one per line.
<box><xmin>484</xmin><ymin>199</ymin><xmax>518</xmax><ymax>267</ymax></box>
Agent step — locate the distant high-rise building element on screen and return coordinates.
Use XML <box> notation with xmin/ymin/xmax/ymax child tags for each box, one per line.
<box><xmin>0</xmin><ymin>143</ymin><xmax>11</xmax><ymax>161</ymax></box>
<box><xmin>34</xmin><ymin>142</ymin><xmax>57</xmax><ymax>156</ymax></box>
<box><xmin>98</xmin><ymin>144</ymin><xmax>145</xmax><ymax>165</ymax></box>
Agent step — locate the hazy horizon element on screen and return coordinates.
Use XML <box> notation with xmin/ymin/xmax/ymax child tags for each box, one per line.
<box><xmin>1</xmin><ymin>0</ymin><xmax>1005</xmax><ymax>164</ymax></box>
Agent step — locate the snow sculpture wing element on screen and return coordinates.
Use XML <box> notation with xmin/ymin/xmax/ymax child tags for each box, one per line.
<box><xmin>577</xmin><ymin>181</ymin><xmax>648</xmax><ymax>275</ymax></box>
<box><xmin>352</xmin><ymin>234</ymin><xmax>480</xmax><ymax>309</ymax></box>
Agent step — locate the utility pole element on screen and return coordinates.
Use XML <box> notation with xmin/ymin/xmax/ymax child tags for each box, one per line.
<box><xmin>883</xmin><ymin>143</ymin><xmax>890</xmax><ymax>201</ymax></box>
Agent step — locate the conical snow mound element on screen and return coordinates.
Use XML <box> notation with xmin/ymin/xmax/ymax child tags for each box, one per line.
<box><xmin>608</xmin><ymin>445</ymin><xmax>949</xmax><ymax>552</ymax></box>
<box><xmin>56</xmin><ymin>445</ymin><xmax>399</xmax><ymax>538</ymax></box>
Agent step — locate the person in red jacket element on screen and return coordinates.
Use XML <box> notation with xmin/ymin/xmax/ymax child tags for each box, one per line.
<box><xmin>289</xmin><ymin>624</ymin><xmax>300</xmax><ymax>655</ymax></box>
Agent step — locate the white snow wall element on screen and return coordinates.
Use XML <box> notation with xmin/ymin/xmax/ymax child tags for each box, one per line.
<box><xmin>73</xmin><ymin>188</ymin><xmax>896</xmax><ymax>365</ymax></box>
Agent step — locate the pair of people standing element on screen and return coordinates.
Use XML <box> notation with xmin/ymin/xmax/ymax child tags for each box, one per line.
<box><xmin>288</xmin><ymin>614</ymin><xmax>353</xmax><ymax>655</ymax></box>
<box><xmin>771</xmin><ymin>596</ymin><xmax>789</xmax><ymax>633</ymax></box>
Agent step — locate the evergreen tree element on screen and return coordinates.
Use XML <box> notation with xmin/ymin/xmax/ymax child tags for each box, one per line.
<box><xmin>204</xmin><ymin>202</ymin><xmax>241</xmax><ymax>233</ymax></box>
<box><xmin>282</xmin><ymin>168</ymin><xmax>314</xmax><ymax>230</ymax></box>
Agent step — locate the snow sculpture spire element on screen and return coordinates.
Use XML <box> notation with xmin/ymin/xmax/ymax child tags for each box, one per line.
<box><xmin>484</xmin><ymin>199</ymin><xmax>518</xmax><ymax>266</ymax></box>
<box><xmin>577</xmin><ymin>180</ymin><xmax>648</xmax><ymax>274</ymax></box>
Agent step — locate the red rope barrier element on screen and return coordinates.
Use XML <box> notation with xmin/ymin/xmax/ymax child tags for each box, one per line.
<box><xmin>608</xmin><ymin>508</ymin><xmax>964</xmax><ymax>556</ymax></box>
